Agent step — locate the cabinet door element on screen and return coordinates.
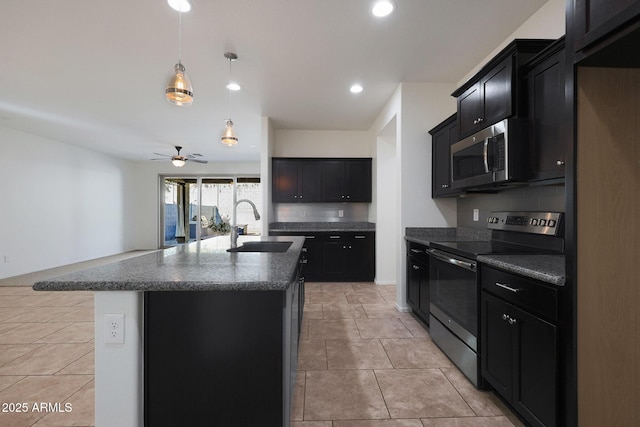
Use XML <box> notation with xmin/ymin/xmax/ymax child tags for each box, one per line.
<box><xmin>458</xmin><ymin>82</ymin><xmax>483</xmax><ymax>138</ymax></box>
<box><xmin>528</xmin><ymin>46</ymin><xmax>567</xmax><ymax>182</ymax></box>
<box><xmin>322</xmin><ymin>235</ymin><xmax>349</xmax><ymax>279</ymax></box>
<box><xmin>349</xmin><ymin>233</ymin><xmax>374</xmax><ymax>281</ymax></box>
<box><xmin>273</xmin><ymin>159</ymin><xmax>299</xmax><ymax>202</ymax></box>
<box><xmin>298</xmin><ymin>160</ymin><xmax>323</xmax><ymax>202</ymax></box>
<box><xmin>321</xmin><ymin>160</ymin><xmax>345</xmax><ymax>202</ymax></box>
<box><xmin>574</xmin><ymin>0</ymin><xmax>640</xmax><ymax>51</ymax></box>
<box><xmin>481</xmin><ymin>292</ymin><xmax>513</xmax><ymax>400</ymax></box>
<box><xmin>432</xmin><ymin>119</ymin><xmax>460</xmax><ymax>198</ymax></box>
<box><xmin>407</xmin><ymin>259</ymin><xmax>420</xmax><ymax>310</ymax></box>
<box><xmin>301</xmin><ymin>234</ymin><xmax>322</xmax><ymax>281</ymax></box>
<box><xmin>417</xmin><ymin>261</ymin><xmax>430</xmax><ymax>324</ymax></box>
<box><xmin>345</xmin><ymin>159</ymin><xmax>372</xmax><ymax>202</ymax></box>
<box><xmin>513</xmin><ymin>307</ymin><xmax>558</xmax><ymax>427</ymax></box>
<box><xmin>482</xmin><ymin>57</ymin><xmax>513</xmax><ymax>127</ymax></box>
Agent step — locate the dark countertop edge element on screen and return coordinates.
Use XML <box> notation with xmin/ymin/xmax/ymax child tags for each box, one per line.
<box><xmin>477</xmin><ymin>255</ymin><xmax>566</xmax><ymax>287</ymax></box>
<box><xmin>32</xmin><ymin>236</ymin><xmax>304</xmax><ymax>292</ymax></box>
<box><xmin>269</xmin><ymin>222</ymin><xmax>375</xmax><ymax>232</ymax></box>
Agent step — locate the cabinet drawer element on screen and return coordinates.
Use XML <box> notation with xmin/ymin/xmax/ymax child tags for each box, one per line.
<box><xmin>406</xmin><ymin>241</ymin><xmax>429</xmax><ymax>264</ymax></box>
<box><xmin>481</xmin><ymin>266</ymin><xmax>558</xmax><ymax>322</ymax></box>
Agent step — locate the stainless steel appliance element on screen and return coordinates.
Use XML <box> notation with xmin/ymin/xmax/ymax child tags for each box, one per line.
<box><xmin>428</xmin><ymin>211</ymin><xmax>564</xmax><ymax>387</ymax></box>
<box><xmin>451</xmin><ymin>119</ymin><xmax>528</xmax><ymax>189</ymax></box>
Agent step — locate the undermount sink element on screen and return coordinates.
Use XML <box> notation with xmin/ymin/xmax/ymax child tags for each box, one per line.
<box><xmin>226</xmin><ymin>241</ymin><xmax>293</xmax><ymax>253</ymax></box>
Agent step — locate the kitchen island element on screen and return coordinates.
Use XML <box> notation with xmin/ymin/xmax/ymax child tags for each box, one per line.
<box><xmin>33</xmin><ymin>235</ymin><xmax>306</xmax><ymax>427</ymax></box>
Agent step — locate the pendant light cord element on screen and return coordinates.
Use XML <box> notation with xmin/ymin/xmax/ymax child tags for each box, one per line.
<box><xmin>227</xmin><ymin>58</ymin><xmax>231</xmax><ymax>119</ymax></box>
<box><xmin>178</xmin><ymin>10</ymin><xmax>183</xmax><ymax>63</ymax></box>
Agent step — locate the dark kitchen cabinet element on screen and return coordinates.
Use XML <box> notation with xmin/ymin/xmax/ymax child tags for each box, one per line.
<box><xmin>573</xmin><ymin>0</ymin><xmax>640</xmax><ymax>53</ymax></box>
<box><xmin>322</xmin><ymin>232</ymin><xmax>375</xmax><ymax>281</ymax></box>
<box><xmin>322</xmin><ymin>159</ymin><xmax>372</xmax><ymax>202</ymax></box>
<box><xmin>272</xmin><ymin>158</ymin><xmax>323</xmax><ymax>202</ymax></box>
<box><xmin>457</xmin><ymin>57</ymin><xmax>512</xmax><ymax>138</ymax></box>
<box><xmin>525</xmin><ymin>37</ymin><xmax>568</xmax><ymax>183</ymax></box>
<box><xmin>453</xmin><ymin>39</ymin><xmax>554</xmax><ymax>139</ymax></box>
<box><xmin>430</xmin><ymin>113</ymin><xmax>462</xmax><ymax>198</ymax></box>
<box><xmin>271</xmin><ymin>230</ymin><xmax>375</xmax><ymax>281</ymax></box>
<box><xmin>481</xmin><ymin>266</ymin><xmax>558</xmax><ymax>427</ymax></box>
<box><xmin>406</xmin><ymin>241</ymin><xmax>430</xmax><ymax>325</ymax></box>
<box><xmin>272</xmin><ymin>158</ymin><xmax>372</xmax><ymax>203</ymax></box>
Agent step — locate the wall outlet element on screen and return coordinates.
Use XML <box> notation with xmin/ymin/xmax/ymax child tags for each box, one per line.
<box><xmin>473</xmin><ymin>209</ymin><xmax>480</xmax><ymax>222</ymax></box>
<box><xmin>104</xmin><ymin>314</ymin><xmax>125</xmax><ymax>344</ymax></box>
<box><xmin>338</xmin><ymin>210</ymin><xmax>344</xmax><ymax>218</ymax></box>
<box><xmin>3</xmin><ymin>255</ymin><xmax>8</xmax><ymax>263</ymax></box>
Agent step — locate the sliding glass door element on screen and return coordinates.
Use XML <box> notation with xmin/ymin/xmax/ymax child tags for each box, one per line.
<box><xmin>161</xmin><ymin>176</ymin><xmax>261</xmax><ymax>248</ymax></box>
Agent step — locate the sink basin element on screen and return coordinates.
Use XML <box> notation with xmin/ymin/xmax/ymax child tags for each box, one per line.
<box><xmin>226</xmin><ymin>241</ymin><xmax>293</xmax><ymax>253</ymax></box>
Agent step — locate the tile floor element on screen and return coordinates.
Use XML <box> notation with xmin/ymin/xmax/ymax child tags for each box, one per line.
<box><xmin>291</xmin><ymin>282</ymin><xmax>523</xmax><ymax>426</ymax></box>
<box><xmin>0</xmin><ymin>282</ymin><xmax>523</xmax><ymax>427</ymax></box>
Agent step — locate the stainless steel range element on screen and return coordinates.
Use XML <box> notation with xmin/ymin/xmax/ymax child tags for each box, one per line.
<box><xmin>428</xmin><ymin>211</ymin><xmax>564</xmax><ymax>387</ymax></box>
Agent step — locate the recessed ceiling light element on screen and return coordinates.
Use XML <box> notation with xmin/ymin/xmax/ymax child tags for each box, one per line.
<box><xmin>168</xmin><ymin>0</ymin><xmax>191</xmax><ymax>12</ymax></box>
<box><xmin>226</xmin><ymin>82</ymin><xmax>241</xmax><ymax>91</ymax></box>
<box><xmin>350</xmin><ymin>84</ymin><xmax>364</xmax><ymax>94</ymax></box>
<box><xmin>372</xmin><ymin>1</ymin><xmax>394</xmax><ymax>17</ymax></box>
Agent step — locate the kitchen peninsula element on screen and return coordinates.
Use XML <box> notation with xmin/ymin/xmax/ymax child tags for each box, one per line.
<box><xmin>33</xmin><ymin>235</ymin><xmax>306</xmax><ymax>427</ymax></box>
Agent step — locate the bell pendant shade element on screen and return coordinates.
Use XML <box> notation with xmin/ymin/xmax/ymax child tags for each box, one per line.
<box><xmin>172</xmin><ymin>158</ymin><xmax>186</xmax><ymax>167</ymax></box>
<box><xmin>221</xmin><ymin>120</ymin><xmax>238</xmax><ymax>146</ymax></box>
<box><xmin>166</xmin><ymin>62</ymin><xmax>194</xmax><ymax>106</ymax></box>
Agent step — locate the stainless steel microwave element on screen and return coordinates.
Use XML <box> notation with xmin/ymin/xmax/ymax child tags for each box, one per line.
<box><xmin>450</xmin><ymin>119</ymin><xmax>527</xmax><ymax>190</ymax></box>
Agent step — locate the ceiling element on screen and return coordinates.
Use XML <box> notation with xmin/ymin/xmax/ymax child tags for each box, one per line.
<box><xmin>0</xmin><ymin>0</ymin><xmax>548</xmax><ymax>163</ymax></box>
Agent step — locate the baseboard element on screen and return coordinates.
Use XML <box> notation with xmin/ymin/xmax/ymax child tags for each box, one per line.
<box><xmin>395</xmin><ymin>302</ymin><xmax>410</xmax><ymax>313</ymax></box>
<box><xmin>374</xmin><ymin>280</ymin><xmax>396</xmax><ymax>285</ymax></box>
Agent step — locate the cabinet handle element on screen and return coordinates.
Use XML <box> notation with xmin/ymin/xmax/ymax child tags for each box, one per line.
<box><xmin>329</xmin><ymin>236</ymin><xmax>341</xmax><ymax>239</ymax></box>
<box><xmin>305</xmin><ymin>236</ymin><xmax>316</xmax><ymax>239</ymax></box>
<box><xmin>477</xmin><ymin>117</ymin><xmax>484</xmax><ymax>123</ymax></box>
<box><xmin>342</xmin><ymin>245</ymin><xmax>347</xmax><ymax>249</ymax></box>
<box><xmin>355</xmin><ymin>235</ymin><xmax>366</xmax><ymax>239</ymax></box>
<box><xmin>348</xmin><ymin>245</ymin><xmax>352</xmax><ymax>249</ymax></box>
<box><xmin>556</xmin><ymin>160</ymin><xmax>565</xmax><ymax>166</ymax></box>
<box><xmin>508</xmin><ymin>317</ymin><xmax>517</xmax><ymax>325</ymax></box>
<box><xmin>302</xmin><ymin>248</ymin><xmax>308</xmax><ymax>252</ymax></box>
<box><xmin>473</xmin><ymin>119</ymin><xmax>478</xmax><ymax>125</ymax></box>
<box><xmin>341</xmin><ymin>195</ymin><xmax>345</xmax><ymax>199</ymax></box>
<box><xmin>442</xmin><ymin>184</ymin><xmax>449</xmax><ymax>188</ymax></box>
<box><xmin>294</xmin><ymin>195</ymin><xmax>298</xmax><ymax>199</ymax></box>
<box><xmin>495</xmin><ymin>282</ymin><xmax>522</xmax><ymax>293</ymax></box>
<box><xmin>346</xmin><ymin>195</ymin><xmax>350</xmax><ymax>199</ymax></box>
<box><xmin>502</xmin><ymin>313</ymin><xmax>508</xmax><ymax>321</ymax></box>
<box><xmin>412</xmin><ymin>265</ymin><xmax>420</xmax><ymax>270</ymax></box>
<box><xmin>410</xmin><ymin>248</ymin><xmax>422</xmax><ymax>253</ymax></box>
<box><xmin>299</xmin><ymin>195</ymin><xmax>303</xmax><ymax>199</ymax></box>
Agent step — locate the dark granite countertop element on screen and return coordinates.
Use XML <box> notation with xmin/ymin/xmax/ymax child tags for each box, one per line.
<box><xmin>405</xmin><ymin>227</ymin><xmax>491</xmax><ymax>246</ymax></box>
<box><xmin>270</xmin><ymin>221</ymin><xmax>375</xmax><ymax>232</ymax></box>
<box><xmin>477</xmin><ymin>254</ymin><xmax>566</xmax><ymax>286</ymax></box>
<box><xmin>405</xmin><ymin>227</ymin><xmax>565</xmax><ymax>286</ymax></box>
<box><xmin>32</xmin><ymin>235</ymin><xmax>305</xmax><ymax>292</ymax></box>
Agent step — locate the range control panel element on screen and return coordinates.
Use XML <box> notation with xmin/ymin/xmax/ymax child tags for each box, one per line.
<box><xmin>487</xmin><ymin>211</ymin><xmax>563</xmax><ymax>236</ymax></box>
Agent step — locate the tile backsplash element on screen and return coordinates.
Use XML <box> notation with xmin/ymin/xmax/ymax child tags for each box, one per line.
<box><xmin>273</xmin><ymin>203</ymin><xmax>370</xmax><ymax>223</ymax></box>
<box><xmin>457</xmin><ymin>185</ymin><xmax>565</xmax><ymax>228</ymax></box>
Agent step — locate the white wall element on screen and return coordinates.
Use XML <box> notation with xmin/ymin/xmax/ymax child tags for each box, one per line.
<box><xmin>273</xmin><ymin>129</ymin><xmax>372</xmax><ymax>158</ymax></box>
<box><xmin>0</xmin><ymin>127</ymin><xmax>136</xmax><ymax>279</ymax></box>
<box><xmin>457</xmin><ymin>0</ymin><xmax>566</xmax><ymax>87</ymax></box>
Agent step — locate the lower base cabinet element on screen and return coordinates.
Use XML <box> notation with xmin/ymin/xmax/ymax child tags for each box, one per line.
<box><xmin>406</xmin><ymin>241</ymin><xmax>430</xmax><ymax>325</ymax></box>
<box><xmin>271</xmin><ymin>231</ymin><xmax>375</xmax><ymax>281</ymax></box>
<box><xmin>481</xmin><ymin>266</ymin><xmax>558</xmax><ymax>427</ymax></box>
<box><xmin>144</xmin><ymin>271</ymin><xmax>303</xmax><ymax>427</ymax></box>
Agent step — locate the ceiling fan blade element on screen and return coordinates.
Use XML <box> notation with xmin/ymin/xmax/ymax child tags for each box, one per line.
<box><xmin>152</xmin><ymin>152</ymin><xmax>172</xmax><ymax>158</ymax></box>
<box><xmin>150</xmin><ymin>158</ymin><xmax>167</xmax><ymax>161</ymax></box>
<box><xmin>190</xmin><ymin>159</ymin><xmax>208</xmax><ymax>164</ymax></box>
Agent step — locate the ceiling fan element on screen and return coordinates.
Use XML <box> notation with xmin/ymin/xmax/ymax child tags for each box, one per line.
<box><xmin>151</xmin><ymin>146</ymin><xmax>208</xmax><ymax>167</ymax></box>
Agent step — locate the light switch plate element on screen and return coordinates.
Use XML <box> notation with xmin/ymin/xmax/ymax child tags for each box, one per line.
<box><xmin>473</xmin><ymin>209</ymin><xmax>479</xmax><ymax>222</ymax></box>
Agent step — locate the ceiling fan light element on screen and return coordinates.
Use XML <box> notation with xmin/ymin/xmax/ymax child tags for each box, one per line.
<box><xmin>166</xmin><ymin>62</ymin><xmax>194</xmax><ymax>106</ymax></box>
<box><xmin>221</xmin><ymin>120</ymin><xmax>238</xmax><ymax>146</ymax></box>
<box><xmin>372</xmin><ymin>1</ymin><xmax>394</xmax><ymax>17</ymax></box>
<box><xmin>167</xmin><ymin>0</ymin><xmax>191</xmax><ymax>12</ymax></box>
<box><xmin>172</xmin><ymin>158</ymin><xmax>186</xmax><ymax>167</ymax></box>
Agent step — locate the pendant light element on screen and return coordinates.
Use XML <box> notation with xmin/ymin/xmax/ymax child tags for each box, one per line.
<box><xmin>221</xmin><ymin>52</ymin><xmax>239</xmax><ymax>146</ymax></box>
<box><xmin>165</xmin><ymin>3</ymin><xmax>193</xmax><ymax>106</ymax></box>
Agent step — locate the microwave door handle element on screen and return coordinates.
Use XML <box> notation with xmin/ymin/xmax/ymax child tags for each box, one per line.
<box><xmin>483</xmin><ymin>139</ymin><xmax>490</xmax><ymax>173</ymax></box>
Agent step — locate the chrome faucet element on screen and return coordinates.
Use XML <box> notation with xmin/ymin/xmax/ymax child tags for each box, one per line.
<box><xmin>230</xmin><ymin>199</ymin><xmax>261</xmax><ymax>248</ymax></box>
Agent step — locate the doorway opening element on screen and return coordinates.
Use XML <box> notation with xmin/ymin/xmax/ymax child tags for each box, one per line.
<box><xmin>161</xmin><ymin>176</ymin><xmax>262</xmax><ymax>248</ymax></box>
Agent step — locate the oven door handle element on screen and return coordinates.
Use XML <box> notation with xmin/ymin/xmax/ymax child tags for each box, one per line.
<box><xmin>428</xmin><ymin>249</ymin><xmax>476</xmax><ymax>272</ymax></box>
<box><xmin>483</xmin><ymin>139</ymin><xmax>490</xmax><ymax>173</ymax></box>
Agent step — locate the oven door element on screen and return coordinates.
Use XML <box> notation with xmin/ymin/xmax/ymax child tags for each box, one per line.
<box><xmin>428</xmin><ymin>248</ymin><xmax>478</xmax><ymax>351</ymax></box>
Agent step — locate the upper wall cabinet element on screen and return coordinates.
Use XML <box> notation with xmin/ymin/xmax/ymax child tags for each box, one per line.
<box><xmin>272</xmin><ymin>158</ymin><xmax>323</xmax><ymax>202</ymax></box>
<box><xmin>524</xmin><ymin>37</ymin><xmax>568</xmax><ymax>183</ymax></box>
<box><xmin>272</xmin><ymin>158</ymin><xmax>372</xmax><ymax>203</ymax></box>
<box><xmin>429</xmin><ymin>113</ymin><xmax>462</xmax><ymax>198</ymax></box>
<box><xmin>452</xmin><ymin>39</ymin><xmax>554</xmax><ymax>140</ymax></box>
<box><xmin>322</xmin><ymin>159</ymin><xmax>372</xmax><ymax>202</ymax></box>
<box><xmin>573</xmin><ymin>0</ymin><xmax>640</xmax><ymax>53</ymax></box>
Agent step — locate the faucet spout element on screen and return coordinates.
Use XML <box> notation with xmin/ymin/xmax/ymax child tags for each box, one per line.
<box><xmin>230</xmin><ymin>199</ymin><xmax>261</xmax><ymax>248</ymax></box>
